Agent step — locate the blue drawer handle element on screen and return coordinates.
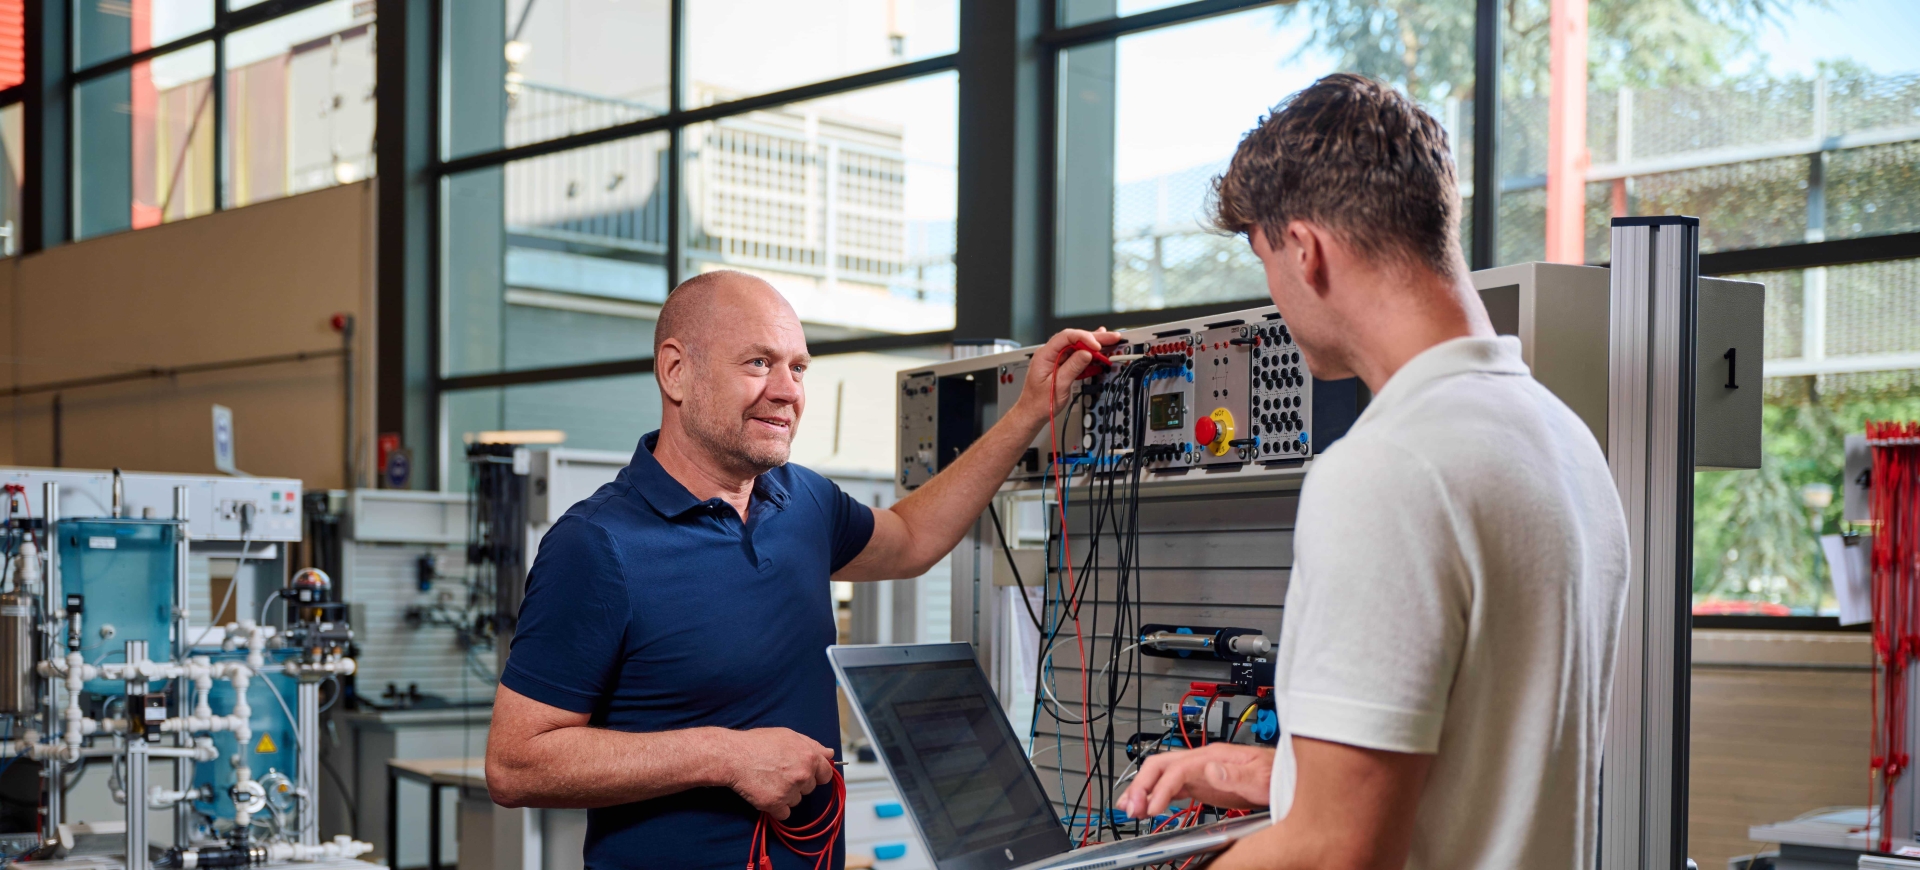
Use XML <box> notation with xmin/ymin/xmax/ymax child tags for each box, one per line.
<box><xmin>874</xmin><ymin>802</ymin><xmax>905</xmax><ymax>819</ymax></box>
<box><xmin>874</xmin><ymin>843</ymin><xmax>908</xmax><ymax>860</ymax></box>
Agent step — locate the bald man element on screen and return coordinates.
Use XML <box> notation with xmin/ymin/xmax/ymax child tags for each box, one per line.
<box><xmin>485</xmin><ymin>271</ymin><xmax>1121</xmax><ymax>869</ymax></box>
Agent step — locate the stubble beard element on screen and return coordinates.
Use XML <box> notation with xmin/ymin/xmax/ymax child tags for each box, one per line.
<box><xmin>682</xmin><ymin>378</ymin><xmax>793</xmax><ymax>477</ymax></box>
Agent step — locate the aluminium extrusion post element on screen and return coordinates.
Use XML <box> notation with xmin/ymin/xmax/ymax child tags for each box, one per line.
<box><xmin>172</xmin><ymin>486</ymin><xmax>192</xmax><ymax>849</ymax></box>
<box><xmin>42</xmin><ymin>481</ymin><xmax>60</xmax><ymax>842</ymax></box>
<box><xmin>1599</xmin><ymin>215</ymin><xmax>1700</xmax><ymax>870</ymax></box>
<box><xmin>126</xmin><ymin>640</ymin><xmax>150</xmax><ymax>870</ymax></box>
<box><xmin>298</xmin><ymin>680</ymin><xmax>319</xmax><ymax>846</ymax></box>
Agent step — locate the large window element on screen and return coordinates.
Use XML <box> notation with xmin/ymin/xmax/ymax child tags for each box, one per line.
<box><xmin>1052</xmin><ymin>2</ymin><xmax>1476</xmax><ymax>317</ymax></box>
<box><xmin>1495</xmin><ymin>0</ymin><xmax>1920</xmax><ymax>265</ymax></box>
<box><xmin>1694</xmin><ymin>256</ymin><xmax>1920</xmax><ymax>620</ymax></box>
<box><xmin>70</xmin><ymin>0</ymin><xmax>377</xmax><ymax>240</ymax></box>
<box><xmin>437</xmin><ymin>0</ymin><xmax>960</xmax><ymax>469</ymax></box>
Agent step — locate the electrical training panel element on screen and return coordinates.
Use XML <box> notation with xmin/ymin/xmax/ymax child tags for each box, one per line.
<box><xmin>896</xmin><ymin>303</ymin><xmax>1360</xmax><ymax>496</ymax></box>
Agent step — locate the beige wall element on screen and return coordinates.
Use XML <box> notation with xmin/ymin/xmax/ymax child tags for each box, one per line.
<box><xmin>1689</xmin><ymin>630</ymin><xmax>1874</xmax><ymax>868</ymax></box>
<box><xmin>2</xmin><ymin>182</ymin><xmax>377</xmax><ymax>490</ymax></box>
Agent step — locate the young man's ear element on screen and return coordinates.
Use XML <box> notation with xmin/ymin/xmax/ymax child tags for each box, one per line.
<box><xmin>1285</xmin><ymin>220</ymin><xmax>1332</xmax><ymax>299</ymax></box>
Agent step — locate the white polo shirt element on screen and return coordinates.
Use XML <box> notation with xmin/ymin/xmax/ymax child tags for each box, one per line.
<box><xmin>1267</xmin><ymin>335</ymin><xmax>1629</xmax><ymax>869</ymax></box>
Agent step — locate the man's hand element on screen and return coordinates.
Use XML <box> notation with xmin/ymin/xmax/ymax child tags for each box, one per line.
<box><xmin>833</xmin><ymin>325</ymin><xmax>1124</xmax><ymax>583</ymax></box>
<box><xmin>721</xmin><ymin>727</ymin><xmax>837</xmax><ymax>819</ymax></box>
<box><xmin>1011</xmin><ymin>328</ymin><xmax>1126</xmax><ymax>427</ymax></box>
<box><xmin>1117</xmin><ymin>743</ymin><xmax>1274</xmax><ymax>820</ymax></box>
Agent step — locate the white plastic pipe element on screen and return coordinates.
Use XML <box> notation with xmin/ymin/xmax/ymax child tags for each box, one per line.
<box><xmin>264</xmin><ymin>836</ymin><xmax>375</xmax><ymax>863</ymax></box>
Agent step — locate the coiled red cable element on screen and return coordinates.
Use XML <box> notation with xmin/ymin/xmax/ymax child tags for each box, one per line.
<box><xmin>1869</xmin><ymin>421</ymin><xmax>1920</xmax><ymax>851</ymax></box>
<box><xmin>746</xmin><ymin>767</ymin><xmax>845</xmax><ymax>870</ymax></box>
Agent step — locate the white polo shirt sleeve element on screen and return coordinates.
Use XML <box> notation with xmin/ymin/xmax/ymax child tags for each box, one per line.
<box><xmin>1280</xmin><ymin>435</ymin><xmax>1470</xmax><ymax>755</ymax></box>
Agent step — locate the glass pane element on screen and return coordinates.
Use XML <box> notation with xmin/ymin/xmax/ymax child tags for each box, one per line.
<box><xmin>224</xmin><ymin>0</ymin><xmax>378</xmax><ymax>208</ymax></box>
<box><xmin>685</xmin><ymin>0</ymin><xmax>957</xmax><ymax>108</ymax></box>
<box><xmin>0</xmin><ymin>103</ymin><xmax>21</xmax><ymax>257</ymax></box>
<box><xmin>1059</xmin><ymin>0</ymin><xmax>1213</xmax><ymax>28</ymax></box>
<box><xmin>445</xmin><ymin>0</ymin><xmax>669</xmax><ymax>160</ymax></box>
<box><xmin>1498</xmin><ymin>0</ymin><xmax>1920</xmax><ymax>265</ymax></box>
<box><xmin>1054</xmin><ymin>4</ymin><xmax>1476</xmax><ymax>316</ymax></box>
<box><xmin>444</xmin><ymin>132</ymin><xmax>672</xmax><ymax>377</ymax></box>
<box><xmin>442</xmin><ymin>374</ymin><xmax>662</xmax><ymax>492</ymax></box>
<box><xmin>74</xmin><ymin>42</ymin><xmax>216</xmax><ymax>240</ymax></box>
<box><xmin>74</xmin><ymin>0</ymin><xmax>212</xmax><ymax>71</ymax></box>
<box><xmin>1694</xmin><ymin>258</ymin><xmax>1920</xmax><ymax>618</ymax></box>
<box><xmin>0</xmin><ymin>1</ymin><xmax>23</xmax><ymax>90</ymax></box>
<box><xmin>681</xmin><ymin>72</ymin><xmax>957</xmax><ymax>341</ymax></box>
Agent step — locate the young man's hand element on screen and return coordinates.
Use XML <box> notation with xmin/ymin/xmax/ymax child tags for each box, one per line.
<box><xmin>1117</xmin><ymin>743</ymin><xmax>1274</xmax><ymax>819</ymax></box>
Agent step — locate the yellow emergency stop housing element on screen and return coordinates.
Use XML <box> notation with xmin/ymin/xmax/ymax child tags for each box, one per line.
<box><xmin>1207</xmin><ymin>408</ymin><xmax>1234</xmax><ymax>456</ymax></box>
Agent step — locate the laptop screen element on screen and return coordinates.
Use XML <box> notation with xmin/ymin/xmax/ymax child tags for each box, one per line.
<box><xmin>842</xmin><ymin>658</ymin><xmax>1067</xmax><ymax>861</ymax></box>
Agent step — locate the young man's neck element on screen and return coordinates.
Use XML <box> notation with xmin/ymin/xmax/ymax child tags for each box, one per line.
<box><xmin>651</xmin><ymin>419</ymin><xmax>759</xmax><ymax>514</ymax></box>
<box><xmin>1337</xmin><ymin>263</ymin><xmax>1493</xmax><ymax>395</ymax></box>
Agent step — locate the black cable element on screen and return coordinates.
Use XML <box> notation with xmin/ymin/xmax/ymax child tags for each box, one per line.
<box><xmin>318</xmin><ymin>748</ymin><xmax>360</xmax><ymax>836</ymax></box>
<box><xmin>987</xmin><ymin>502</ymin><xmax>1044</xmax><ymax>634</ymax></box>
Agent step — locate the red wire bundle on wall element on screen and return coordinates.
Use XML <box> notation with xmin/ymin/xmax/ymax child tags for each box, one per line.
<box><xmin>1870</xmin><ymin>421</ymin><xmax>1920</xmax><ymax>851</ymax></box>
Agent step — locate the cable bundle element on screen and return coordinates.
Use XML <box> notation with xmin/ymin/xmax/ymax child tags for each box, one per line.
<box><xmin>1021</xmin><ymin>354</ymin><xmax>1194</xmax><ymax>845</ymax></box>
<box><xmin>745</xmin><ymin>767</ymin><xmax>845</xmax><ymax>870</ymax></box>
<box><xmin>1870</xmin><ymin>421</ymin><xmax>1920</xmax><ymax>851</ymax></box>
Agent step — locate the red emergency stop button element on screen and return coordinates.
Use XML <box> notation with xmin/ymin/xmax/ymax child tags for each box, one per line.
<box><xmin>1194</xmin><ymin>416</ymin><xmax>1218</xmax><ymax>447</ymax></box>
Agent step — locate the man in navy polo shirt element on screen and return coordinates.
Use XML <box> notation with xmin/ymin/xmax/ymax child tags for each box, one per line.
<box><xmin>485</xmin><ymin>270</ymin><xmax>1119</xmax><ymax>869</ymax></box>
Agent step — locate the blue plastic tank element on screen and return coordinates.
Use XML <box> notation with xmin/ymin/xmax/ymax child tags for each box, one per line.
<box><xmin>56</xmin><ymin>520</ymin><xmax>177</xmax><ymax>695</ymax></box>
<box><xmin>189</xmin><ymin>647</ymin><xmax>301</xmax><ymax>821</ymax></box>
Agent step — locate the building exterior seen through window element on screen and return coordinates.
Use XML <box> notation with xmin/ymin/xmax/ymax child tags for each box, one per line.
<box><xmin>1497</xmin><ymin>0</ymin><xmax>1920</xmax><ymax>265</ymax></box>
<box><xmin>70</xmin><ymin>0</ymin><xmax>377</xmax><ymax>240</ymax></box>
<box><xmin>226</xmin><ymin>0</ymin><xmax>377</xmax><ymax>209</ymax></box>
<box><xmin>444</xmin><ymin>44</ymin><xmax>957</xmax><ymax>378</ymax></box>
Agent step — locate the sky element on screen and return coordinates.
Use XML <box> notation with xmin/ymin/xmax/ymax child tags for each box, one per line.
<box><xmin>1111</xmin><ymin>7</ymin><xmax>1327</xmax><ymax>184</ymax></box>
<box><xmin>1746</xmin><ymin>0</ymin><xmax>1920</xmax><ymax>78</ymax></box>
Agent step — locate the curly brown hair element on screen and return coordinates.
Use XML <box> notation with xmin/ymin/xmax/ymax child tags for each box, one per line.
<box><xmin>1211</xmin><ymin>73</ymin><xmax>1462</xmax><ymax>280</ymax></box>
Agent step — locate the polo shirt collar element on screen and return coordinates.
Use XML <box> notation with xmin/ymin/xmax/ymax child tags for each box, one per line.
<box><xmin>1358</xmin><ymin>335</ymin><xmax>1529</xmax><ymax>426</ymax></box>
<box><xmin>624</xmin><ymin>431</ymin><xmax>791</xmax><ymax>519</ymax></box>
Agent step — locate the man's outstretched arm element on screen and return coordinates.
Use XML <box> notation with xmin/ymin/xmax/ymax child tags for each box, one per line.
<box><xmin>485</xmin><ymin>684</ymin><xmax>835</xmax><ymax>820</ymax></box>
<box><xmin>834</xmin><ymin>327</ymin><xmax>1122</xmax><ymax>582</ymax></box>
<box><xmin>1117</xmin><ymin>737</ymin><xmax>1432</xmax><ymax>870</ymax></box>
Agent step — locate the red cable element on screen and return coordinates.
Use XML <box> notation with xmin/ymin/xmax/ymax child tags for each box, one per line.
<box><xmin>1050</xmin><ymin>362</ymin><xmax>1100</xmax><ymax>846</ymax></box>
<box><xmin>1870</xmin><ymin>421</ymin><xmax>1920</xmax><ymax>851</ymax></box>
<box><xmin>746</xmin><ymin>767</ymin><xmax>846</xmax><ymax>870</ymax></box>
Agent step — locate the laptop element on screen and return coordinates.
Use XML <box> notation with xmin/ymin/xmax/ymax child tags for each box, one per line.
<box><xmin>828</xmin><ymin>643</ymin><xmax>1270</xmax><ymax>870</ymax></box>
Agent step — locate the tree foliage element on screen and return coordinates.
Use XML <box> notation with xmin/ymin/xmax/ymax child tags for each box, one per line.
<box><xmin>1273</xmin><ymin>0</ymin><xmax>1825</xmax><ymax>104</ymax></box>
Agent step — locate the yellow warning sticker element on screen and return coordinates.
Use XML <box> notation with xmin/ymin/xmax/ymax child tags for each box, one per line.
<box><xmin>255</xmin><ymin>734</ymin><xmax>277</xmax><ymax>754</ymax></box>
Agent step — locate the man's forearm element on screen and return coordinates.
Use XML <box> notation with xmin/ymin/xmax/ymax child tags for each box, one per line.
<box><xmin>489</xmin><ymin>724</ymin><xmax>732</xmax><ymax>809</ymax></box>
<box><xmin>885</xmin><ymin>398</ymin><xmax>1050</xmax><ymax>566</ymax></box>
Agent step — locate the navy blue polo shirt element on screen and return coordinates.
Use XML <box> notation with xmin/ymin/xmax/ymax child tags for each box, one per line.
<box><xmin>501</xmin><ymin>431</ymin><xmax>875</xmax><ymax>870</ymax></box>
